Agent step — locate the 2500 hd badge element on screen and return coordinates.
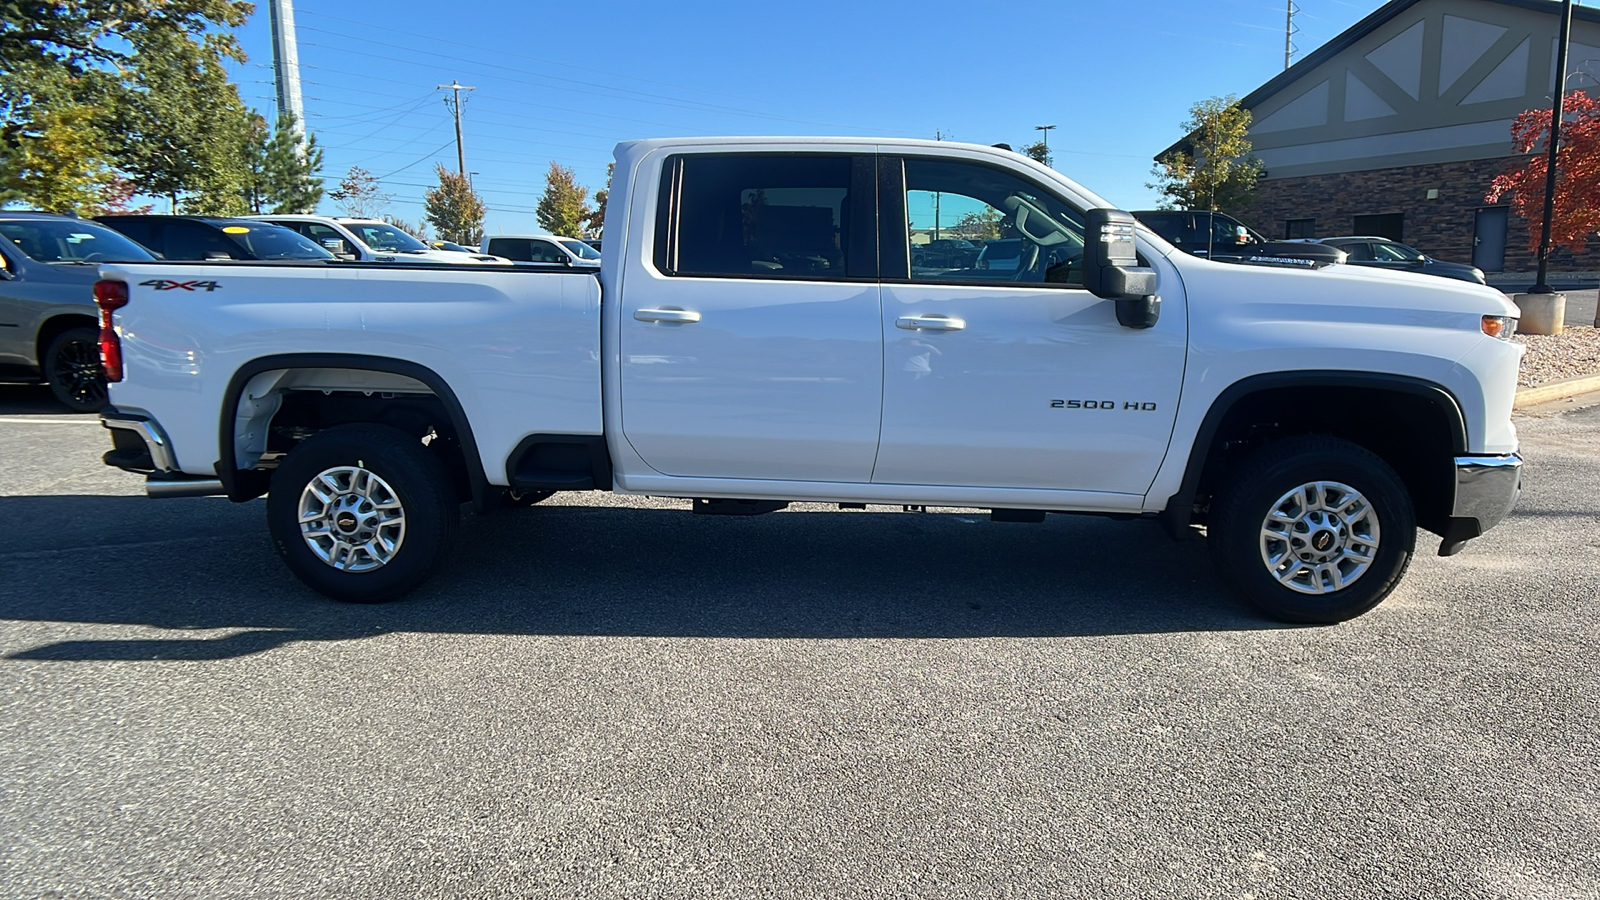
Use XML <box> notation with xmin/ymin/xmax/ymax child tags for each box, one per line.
<box><xmin>1050</xmin><ymin>399</ymin><xmax>1159</xmax><ymax>411</ymax></box>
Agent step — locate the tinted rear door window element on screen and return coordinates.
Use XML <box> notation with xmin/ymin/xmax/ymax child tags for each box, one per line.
<box><xmin>663</xmin><ymin>154</ymin><xmax>853</xmax><ymax>279</ymax></box>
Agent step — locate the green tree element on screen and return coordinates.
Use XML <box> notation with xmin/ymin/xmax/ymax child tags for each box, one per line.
<box><xmin>1149</xmin><ymin>95</ymin><xmax>1263</xmax><ymax>212</ymax></box>
<box><xmin>537</xmin><ymin>161</ymin><xmax>591</xmax><ymax>237</ymax></box>
<box><xmin>0</xmin><ymin>101</ymin><xmax>115</xmax><ymax>211</ymax></box>
<box><xmin>0</xmin><ymin>1</ymin><xmax>252</xmax><ymax>75</ymax></box>
<box><xmin>585</xmin><ymin>162</ymin><xmax>614</xmax><ymax>237</ymax></box>
<box><xmin>255</xmin><ymin>113</ymin><xmax>323</xmax><ymax>214</ymax></box>
<box><xmin>1020</xmin><ymin>140</ymin><xmax>1051</xmax><ymax>167</ymax></box>
<box><xmin>327</xmin><ymin>166</ymin><xmax>389</xmax><ymax>218</ymax></box>
<box><xmin>1</xmin><ymin>0</ymin><xmax>253</xmax><ymax>213</ymax></box>
<box><xmin>424</xmin><ymin>164</ymin><xmax>485</xmax><ymax>246</ymax></box>
<box><xmin>116</xmin><ymin>26</ymin><xmax>252</xmax><ymax>213</ymax></box>
<box><xmin>954</xmin><ymin>207</ymin><xmax>1003</xmax><ymax>241</ymax></box>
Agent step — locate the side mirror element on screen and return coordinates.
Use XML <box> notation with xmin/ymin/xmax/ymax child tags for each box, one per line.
<box><xmin>1084</xmin><ymin>209</ymin><xmax>1160</xmax><ymax>329</ymax></box>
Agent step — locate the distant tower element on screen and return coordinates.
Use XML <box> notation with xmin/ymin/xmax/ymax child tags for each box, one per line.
<box><xmin>269</xmin><ymin>0</ymin><xmax>306</xmax><ymax>134</ymax></box>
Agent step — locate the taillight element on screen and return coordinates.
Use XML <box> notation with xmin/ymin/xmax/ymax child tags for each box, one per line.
<box><xmin>94</xmin><ymin>280</ymin><xmax>129</xmax><ymax>382</ymax></box>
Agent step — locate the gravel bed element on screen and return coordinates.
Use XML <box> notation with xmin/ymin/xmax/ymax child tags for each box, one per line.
<box><xmin>1515</xmin><ymin>324</ymin><xmax>1600</xmax><ymax>386</ymax></box>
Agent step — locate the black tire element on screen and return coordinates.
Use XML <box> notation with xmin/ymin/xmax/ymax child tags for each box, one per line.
<box><xmin>44</xmin><ymin>326</ymin><xmax>107</xmax><ymax>412</ymax></box>
<box><xmin>267</xmin><ymin>424</ymin><xmax>459</xmax><ymax>603</ymax></box>
<box><xmin>497</xmin><ymin>488</ymin><xmax>555</xmax><ymax>508</ymax></box>
<box><xmin>1208</xmin><ymin>436</ymin><xmax>1415</xmax><ymax>624</ymax></box>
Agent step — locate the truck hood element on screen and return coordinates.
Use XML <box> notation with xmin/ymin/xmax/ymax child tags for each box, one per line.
<box><xmin>1170</xmin><ymin>253</ymin><xmax>1518</xmax><ymax>318</ymax></box>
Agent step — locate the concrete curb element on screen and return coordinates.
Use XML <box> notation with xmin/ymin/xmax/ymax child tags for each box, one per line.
<box><xmin>1514</xmin><ymin>372</ymin><xmax>1600</xmax><ymax>408</ymax></box>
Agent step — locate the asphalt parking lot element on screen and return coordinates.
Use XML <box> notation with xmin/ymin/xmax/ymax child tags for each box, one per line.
<box><xmin>1</xmin><ymin>384</ymin><xmax>1597</xmax><ymax>899</ymax></box>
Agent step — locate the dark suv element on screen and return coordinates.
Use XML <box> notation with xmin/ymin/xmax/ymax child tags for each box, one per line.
<box><xmin>94</xmin><ymin>215</ymin><xmax>334</xmax><ymax>261</ymax></box>
<box><xmin>1132</xmin><ymin>210</ymin><xmax>1266</xmax><ymax>258</ymax></box>
<box><xmin>0</xmin><ymin>212</ymin><xmax>157</xmax><ymax>411</ymax></box>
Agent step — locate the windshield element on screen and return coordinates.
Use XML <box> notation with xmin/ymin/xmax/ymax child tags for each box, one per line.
<box><xmin>221</xmin><ymin>223</ymin><xmax>335</xmax><ymax>260</ymax></box>
<box><xmin>0</xmin><ymin>219</ymin><xmax>156</xmax><ymax>263</ymax></box>
<box><xmin>559</xmin><ymin>238</ymin><xmax>601</xmax><ymax>259</ymax></box>
<box><xmin>346</xmin><ymin>222</ymin><xmax>429</xmax><ymax>252</ymax></box>
<box><xmin>1373</xmin><ymin>242</ymin><xmax>1424</xmax><ymax>262</ymax></box>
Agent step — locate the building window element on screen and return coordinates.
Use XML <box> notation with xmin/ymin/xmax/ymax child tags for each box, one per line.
<box><xmin>1284</xmin><ymin>217</ymin><xmax>1316</xmax><ymax>239</ymax></box>
<box><xmin>1352</xmin><ymin>213</ymin><xmax>1404</xmax><ymax>242</ymax></box>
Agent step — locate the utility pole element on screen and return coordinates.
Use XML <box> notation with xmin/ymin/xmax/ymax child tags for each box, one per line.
<box><xmin>1034</xmin><ymin>124</ymin><xmax>1056</xmax><ymax>150</ymax></box>
<box><xmin>1284</xmin><ymin>0</ymin><xmax>1299</xmax><ymax>70</ymax></box>
<box><xmin>438</xmin><ymin>81</ymin><xmax>476</xmax><ymax>175</ymax></box>
<box><xmin>268</xmin><ymin>0</ymin><xmax>306</xmax><ymax>136</ymax></box>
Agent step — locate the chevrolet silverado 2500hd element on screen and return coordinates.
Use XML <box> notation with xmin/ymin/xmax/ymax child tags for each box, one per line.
<box><xmin>95</xmin><ymin>137</ymin><xmax>1524</xmax><ymax>623</ymax></box>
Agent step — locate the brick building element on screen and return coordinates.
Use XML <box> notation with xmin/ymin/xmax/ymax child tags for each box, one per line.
<box><xmin>1165</xmin><ymin>0</ymin><xmax>1600</xmax><ymax>272</ymax></box>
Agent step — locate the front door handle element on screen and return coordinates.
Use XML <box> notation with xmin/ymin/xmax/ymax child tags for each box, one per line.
<box><xmin>895</xmin><ymin>314</ymin><xmax>966</xmax><ymax>331</ymax></box>
<box><xmin>634</xmin><ymin>307</ymin><xmax>702</xmax><ymax>324</ymax></box>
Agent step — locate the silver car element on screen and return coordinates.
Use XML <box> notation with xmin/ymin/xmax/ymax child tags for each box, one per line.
<box><xmin>0</xmin><ymin>213</ymin><xmax>156</xmax><ymax>411</ymax></box>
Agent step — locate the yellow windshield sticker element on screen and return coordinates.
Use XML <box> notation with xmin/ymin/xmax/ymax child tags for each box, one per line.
<box><xmin>222</xmin><ymin>226</ymin><xmax>250</xmax><ymax>234</ymax></box>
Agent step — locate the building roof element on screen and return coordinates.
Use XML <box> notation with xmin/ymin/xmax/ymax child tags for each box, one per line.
<box><xmin>1158</xmin><ymin>0</ymin><xmax>1600</xmax><ymax>160</ymax></box>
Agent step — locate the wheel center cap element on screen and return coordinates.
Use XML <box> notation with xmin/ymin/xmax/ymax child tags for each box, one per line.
<box><xmin>1311</xmin><ymin>530</ymin><xmax>1336</xmax><ymax>552</ymax></box>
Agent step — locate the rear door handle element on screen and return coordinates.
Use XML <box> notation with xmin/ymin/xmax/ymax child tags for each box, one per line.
<box><xmin>634</xmin><ymin>307</ymin><xmax>702</xmax><ymax>324</ymax></box>
<box><xmin>895</xmin><ymin>314</ymin><xmax>966</xmax><ymax>331</ymax></box>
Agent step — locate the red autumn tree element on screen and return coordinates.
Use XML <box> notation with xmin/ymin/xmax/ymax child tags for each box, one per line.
<box><xmin>1487</xmin><ymin>90</ymin><xmax>1600</xmax><ymax>253</ymax></box>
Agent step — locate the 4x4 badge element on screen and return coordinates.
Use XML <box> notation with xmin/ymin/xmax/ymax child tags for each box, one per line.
<box><xmin>139</xmin><ymin>279</ymin><xmax>221</xmax><ymax>292</ymax></box>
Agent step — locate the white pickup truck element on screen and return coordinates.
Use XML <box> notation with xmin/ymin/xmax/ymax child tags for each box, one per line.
<box><xmin>95</xmin><ymin>137</ymin><xmax>1524</xmax><ymax>623</ymax></box>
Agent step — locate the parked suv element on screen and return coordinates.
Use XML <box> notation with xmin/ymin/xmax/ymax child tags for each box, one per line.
<box><xmin>254</xmin><ymin>216</ymin><xmax>509</xmax><ymax>265</ymax></box>
<box><xmin>1311</xmin><ymin>236</ymin><xmax>1487</xmax><ymax>285</ymax></box>
<box><xmin>482</xmin><ymin>234</ymin><xmax>601</xmax><ymax>268</ymax></box>
<box><xmin>0</xmin><ymin>212</ymin><xmax>156</xmax><ymax>410</ymax></box>
<box><xmin>1132</xmin><ymin>209</ymin><xmax>1266</xmax><ymax>258</ymax></box>
<box><xmin>94</xmin><ymin>215</ymin><xmax>333</xmax><ymax>261</ymax></box>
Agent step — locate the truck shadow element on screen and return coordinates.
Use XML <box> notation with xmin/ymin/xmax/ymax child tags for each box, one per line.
<box><xmin>0</xmin><ymin>494</ymin><xmax>1278</xmax><ymax>662</ymax></box>
<box><xmin>0</xmin><ymin>382</ymin><xmax>84</xmax><ymax>416</ymax></box>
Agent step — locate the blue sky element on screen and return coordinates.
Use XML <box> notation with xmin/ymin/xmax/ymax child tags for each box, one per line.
<box><xmin>227</xmin><ymin>0</ymin><xmax>1388</xmax><ymax>236</ymax></box>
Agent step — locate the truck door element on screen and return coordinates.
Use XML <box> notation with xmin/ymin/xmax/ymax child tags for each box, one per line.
<box><xmin>619</xmin><ymin>152</ymin><xmax>882</xmax><ymax>482</ymax></box>
<box><xmin>872</xmin><ymin>155</ymin><xmax>1186</xmax><ymax>497</ymax></box>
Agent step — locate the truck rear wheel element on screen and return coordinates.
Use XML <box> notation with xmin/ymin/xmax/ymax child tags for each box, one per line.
<box><xmin>1208</xmin><ymin>436</ymin><xmax>1414</xmax><ymax>624</ymax></box>
<box><xmin>267</xmin><ymin>424</ymin><xmax>458</xmax><ymax>603</ymax></box>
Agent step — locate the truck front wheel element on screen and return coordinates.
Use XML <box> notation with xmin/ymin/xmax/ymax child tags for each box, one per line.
<box><xmin>267</xmin><ymin>424</ymin><xmax>459</xmax><ymax>603</ymax></box>
<box><xmin>1208</xmin><ymin>436</ymin><xmax>1415</xmax><ymax>624</ymax></box>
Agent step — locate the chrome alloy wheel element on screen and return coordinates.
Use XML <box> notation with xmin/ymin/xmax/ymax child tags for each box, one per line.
<box><xmin>1258</xmin><ymin>480</ymin><xmax>1381</xmax><ymax>595</ymax></box>
<box><xmin>297</xmin><ymin>466</ymin><xmax>407</xmax><ymax>572</ymax></box>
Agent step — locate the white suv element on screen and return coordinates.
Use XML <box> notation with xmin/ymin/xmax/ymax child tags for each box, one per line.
<box><xmin>482</xmin><ymin>234</ymin><xmax>601</xmax><ymax>268</ymax></box>
<box><xmin>252</xmin><ymin>216</ymin><xmax>509</xmax><ymax>265</ymax></box>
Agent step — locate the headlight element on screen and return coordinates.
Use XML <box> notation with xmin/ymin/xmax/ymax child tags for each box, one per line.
<box><xmin>1481</xmin><ymin>315</ymin><xmax>1517</xmax><ymax>340</ymax></box>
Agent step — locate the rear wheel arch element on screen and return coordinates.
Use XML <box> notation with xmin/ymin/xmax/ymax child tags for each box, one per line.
<box><xmin>217</xmin><ymin>354</ymin><xmax>491</xmax><ymax>509</ymax></box>
<box><xmin>1164</xmin><ymin>372</ymin><xmax>1467</xmax><ymax>537</ymax></box>
<box><xmin>34</xmin><ymin>313</ymin><xmax>98</xmax><ymax>367</ymax></box>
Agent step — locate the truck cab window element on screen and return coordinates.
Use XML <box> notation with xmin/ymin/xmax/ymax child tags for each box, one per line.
<box><xmin>904</xmin><ymin>157</ymin><xmax>1085</xmax><ymax>287</ymax></box>
<box><xmin>666</xmin><ymin>154</ymin><xmax>851</xmax><ymax>279</ymax></box>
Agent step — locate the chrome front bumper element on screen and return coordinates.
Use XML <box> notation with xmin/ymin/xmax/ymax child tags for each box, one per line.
<box><xmin>1438</xmin><ymin>454</ymin><xmax>1523</xmax><ymax>556</ymax></box>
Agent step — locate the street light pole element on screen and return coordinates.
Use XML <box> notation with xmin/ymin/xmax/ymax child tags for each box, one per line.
<box><xmin>1532</xmin><ymin>0</ymin><xmax>1575</xmax><ymax>294</ymax></box>
<box><xmin>1034</xmin><ymin>124</ymin><xmax>1056</xmax><ymax>154</ymax></box>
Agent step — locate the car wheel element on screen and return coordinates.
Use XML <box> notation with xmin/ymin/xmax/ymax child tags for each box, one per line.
<box><xmin>1208</xmin><ymin>436</ymin><xmax>1415</xmax><ymax>624</ymax></box>
<box><xmin>267</xmin><ymin>424</ymin><xmax>459</xmax><ymax>603</ymax></box>
<box><xmin>44</xmin><ymin>326</ymin><xmax>107</xmax><ymax>412</ymax></box>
